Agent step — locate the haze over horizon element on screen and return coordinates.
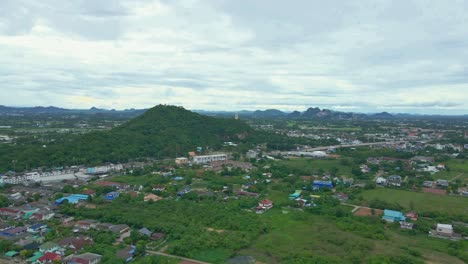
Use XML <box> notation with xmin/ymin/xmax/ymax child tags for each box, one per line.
<box><xmin>1</xmin><ymin>0</ymin><xmax>468</xmax><ymax>114</ymax></box>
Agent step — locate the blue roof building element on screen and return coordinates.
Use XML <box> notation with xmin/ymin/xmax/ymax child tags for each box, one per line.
<box><xmin>289</xmin><ymin>190</ymin><xmax>302</xmax><ymax>199</ymax></box>
<box><xmin>382</xmin><ymin>209</ymin><xmax>406</xmax><ymax>222</ymax></box>
<box><xmin>55</xmin><ymin>194</ymin><xmax>89</xmax><ymax>204</ymax></box>
<box><xmin>312</xmin><ymin>180</ymin><xmax>333</xmax><ymax>190</ymax></box>
<box><xmin>104</xmin><ymin>191</ymin><xmax>120</xmax><ymax>201</ymax></box>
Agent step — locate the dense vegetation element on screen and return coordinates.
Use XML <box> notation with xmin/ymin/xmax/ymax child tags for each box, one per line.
<box><xmin>0</xmin><ymin>105</ymin><xmax>252</xmax><ymax>171</ymax></box>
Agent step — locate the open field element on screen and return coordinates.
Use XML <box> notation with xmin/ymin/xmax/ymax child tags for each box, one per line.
<box><xmin>238</xmin><ymin>210</ymin><xmax>465</xmax><ymax>264</ymax></box>
<box><xmin>433</xmin><ymin>159</ymin><xmax>468</xmax><ymax>183</ymax></box>
<box><xmin>278</xmin><ymin>158</ymin><xmax>353</xmax><ymax>176</ymax></box>
<box><xmin>360</xmin><ymin>188</ymin><xmax>468</xmax><ymax>215</ymax></box>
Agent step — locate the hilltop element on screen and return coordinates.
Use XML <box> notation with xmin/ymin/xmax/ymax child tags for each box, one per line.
<box><xmin>0</xmin><ymin>105</ymin><xmax>252</xmax><ymax>171</ymax></box>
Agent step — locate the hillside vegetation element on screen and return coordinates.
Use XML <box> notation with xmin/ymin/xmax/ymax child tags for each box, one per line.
<box><xmin>0</xmin><ymin>105</ymin><xmax>252</xmax><ymax>171</ymax></box>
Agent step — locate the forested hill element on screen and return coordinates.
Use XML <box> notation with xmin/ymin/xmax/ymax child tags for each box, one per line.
<box><xmin>0</xmin><ymin>105</ymin><xmax>253</xmax><ymax>172</ymax></box>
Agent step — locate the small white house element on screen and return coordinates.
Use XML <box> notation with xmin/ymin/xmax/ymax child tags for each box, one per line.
<box><xmin>436</xmin><ymin>224</ymin><xmax>453</xmax><ymax>236</ymax></box>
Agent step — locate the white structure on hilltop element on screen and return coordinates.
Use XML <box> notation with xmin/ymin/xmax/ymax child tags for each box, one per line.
<box><xmin>193</xmin><ymin>154</ymin><xmax>227</xmax><ymax>164</ymax></box>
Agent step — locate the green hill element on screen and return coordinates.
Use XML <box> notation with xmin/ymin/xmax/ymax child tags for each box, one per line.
<box><xmin>0</xmin><ymin>105</ymin><xmax>253</xmax><ymax>171</ymax></box>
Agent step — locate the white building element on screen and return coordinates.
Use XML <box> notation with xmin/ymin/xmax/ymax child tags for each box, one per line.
<box><xmin>175</xmin><ymin>157</ymin><xmax>188</xmax><ymax>165</ymax></box>
<box><xmin>193</xmin><ymin>154</ymin><xmax>227</xmax><ymax>164</ymax></box>
<box><xmin>436</xmin><ymin>224</ymin><xmax>453</xmax><ymax>236</ymax></box>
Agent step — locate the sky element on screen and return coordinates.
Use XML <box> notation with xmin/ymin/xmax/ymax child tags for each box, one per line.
<box><xmin>0</xmin><ymin>0</ymin><xmax>467</xmax><ymax>114</ymax></box>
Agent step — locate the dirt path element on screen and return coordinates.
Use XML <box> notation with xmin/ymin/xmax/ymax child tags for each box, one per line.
<box><xmin>147</xmin><ymin>250</ymin><xmax>212</xmax><ymax>264</ymax></box>
<box><xmin>449</xmin><ymin>173</ymin><xmax>464</xmax><ymax>182</ymax></box>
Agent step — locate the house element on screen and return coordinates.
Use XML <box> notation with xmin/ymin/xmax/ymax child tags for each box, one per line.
<box><xmin>15</xmin><ymin>238</ymin><xmax>40</xmax><ymax>251</ymax></box>
<box><xmin>382</xmin><ymin>209</ymin><xmax>406</xmax><ymax>222</ymax></box>
<box><xmin>104</xmin><ymin>191</ymin><xmax>119</xmax><ymax>201</ymax></box>
<box><xmin>39</xmin><ymin>241</ymin><xmax>61</xmax><ymax>253</ymax></box>
<box><xmin>436</xmin><ymin>179</ymin><xmax>449</xmax><ymax>188</ymax></box>
<box><xmin>150</xmin><ymin>232</ymin><xmax>165</xmax><ymax>241</ymax></box>
<box><xmin>109</xmin><ymin>224</ymin><xmax>129</xmax><ymax>234</ymax></box>
<box><xmin>74</xmin><ymin>220</ymin><xmax>97</xmax><ymax>231</ymax></box>
<box><xmin>4</xmin><ymin>251</ymin><xmax>19</xmax><ymax>258</ymax></box>
<box><xmin>0</xmin><ymin>221</ymin><xmax>13</xmax><ymax>231</ymax></box>
<box><xmin>405</xmin><ymin>211</ymin><xmax>418</xmax><ymax>221</ymax></box>
<box><xmin>256</xmin><ymin>199</ymin><xmax>273</xmax><ymax>212</ymax></box>
<box><xmin>0</xmin><ymin>207</ymin><xmax>21</xmax><ymax>218</ymax></box>
<box><xmin>152</xmin><ymin>185</ymin><xmax>166</xmax><ymax>192</ymax></box>
<box><xmin>27</xmin><ymin>252</ymin><xmax>44</xmax><ymax>263</ymax></box>
<box><xmin>400</xmin><ymin>221</ymin><xmax>414</xmax><ymax>230</ymax></box>
<box><xmin>333</xmin><ymin>192</ymin><xmax>349</xmax><ymax>202</ymax></box>
<box><xmin>70</xmin><ymin>252</ymin><xmax>102</xmax><ymax>264</ymax></box>
<box><xmin>138</xmin><ymin>228</ymin><xmax>152</xmax><ymax>237</ymax></box>
<box><xmin>435</xmin><ymin>224</ymin><xmax>453</xmax><ymax>236</ymax></box>
<box><xmin>27</xmin><ymin>223</ymin><xmax>47</xmax><ymax>234</ymax></box>
<box><xmin>175</xmin><ymin>157</ymin><xmax>188</xmax><ymax>165</ymax></box>
<box><xmin>422</xmin><ymin>181</ymin><xmax>434</xmax><ymax>188</ymax></box>
<box><xmin>387</xmin><ymin>175</ymin><xmax>402</xmax><ymax>187</ymax></box>
<box><xmin>246</xmin><ymin>150</ymin><xmax>258</xmax><ymax>159</ymax></box>
<box><xmin>288</xmin><ymin>190</ymin><xmax>302</xmax><ymax>199</ymax></box>
<box><xmin>375</xmin><ymin>177</ymin><xmax>387</xmax><ymax>185</ymax></box>
<box><xmin>59</xmin><ymin>236</ymin><xmax>93</xmax><ymax>252</ymax></box>
<box><xmin>38</xmin><ymin>252</ymin><xmax>61</xmax><ymax>263</ymax></box>
<box><xmin>0</xmin><ymin>226</ymin><xmax>27</xmax><ymax>238</ymax></box>
<box><xmin>235</xmin><ymin>191</ymin><xmax>259</xmax><ymax>198</ymax></box>
<box><xmin>116</xmin><ymin>245</ymin><xmax>135</xmax><ymax>262</ymax></box>
<box><xmin>144</xmin><ymin>194</ymin><xmax>162</xmax><ymax>202</ymax></box>
<box><xmin>312</xmin><ymin>180</ymin><xmax>333</xmax><ymax>190</ymax></box>
<box><xmin>81</xmin><ymin>189</ymin><xmax>96</xmax><ymax>196</ymax></box>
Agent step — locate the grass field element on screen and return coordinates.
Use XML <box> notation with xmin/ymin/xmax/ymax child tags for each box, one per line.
<box><xmin>238</xmin><ymin>210</ymin><xmax>464</xmax><ymax>264</ymax></box>
<box><xmin>360</xmin><ymin>188</ymin><xmax>468</xmax><ymax>215</ymax></box>
<box><xmin>279</xmin><ymin>158</ymin><xmax>353</xmax><ymax>176</ymax></box>
<box><xmin>435</xmin><ymin>159</ymin><xmax>468</xmax><ymax>183</ymax></box>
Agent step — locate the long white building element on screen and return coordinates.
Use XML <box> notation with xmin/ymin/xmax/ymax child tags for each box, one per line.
<box><xmin>193</xmin><ymin>154</ymin><xmax>227</xmax><ymax>164</ymax></box>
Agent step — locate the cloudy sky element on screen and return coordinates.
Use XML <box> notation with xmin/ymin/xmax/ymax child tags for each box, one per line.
<box><xmin>1</xmin><ymin>0</ymin><xmax>467</xmax><ymax>114</ymax></box>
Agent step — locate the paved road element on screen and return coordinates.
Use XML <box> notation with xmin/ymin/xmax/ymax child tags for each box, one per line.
<box><xmin>279</xmin><ymin>140</ymin><xmax>408</xmax><ymax>154</ymax></box>
<box><xmin>147</xmin><ymin>250</ymin><xmax>212</xmax><ymax>264</ymax></box>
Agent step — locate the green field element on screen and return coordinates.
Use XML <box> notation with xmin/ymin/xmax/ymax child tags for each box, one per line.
<box><xmin>279</xmin><ymin>158</ymin><xmax>353</xmax><ymax>176</ymax></box>
<box><xmin>239</xmin><ymin>210</ymin><xmax>464</xmax><ymax>264</ymax></box>
<box><xmin>435</xmin><ymin>159</ymin><xmax>468</xmax><ymax>183</ymax></box>
<box><xmin>360</xmin><ymin>188</ymin><xmax>468</xmax><ymax>215</ymax></box>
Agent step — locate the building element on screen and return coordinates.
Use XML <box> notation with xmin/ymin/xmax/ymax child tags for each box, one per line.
<box><xmin>27</xmin><ymin>223</ymin><xmax>47</xmax><ymax>234</ymax></box>
<box><xmin>387</xmin><ymin>175</ymin><xmax>402</xmax><ymax>187</ymax></box>
<box><xmin>193</xmin><ymin>154</ymin><xmax>227</xmax><ymax>164</ymax></box>
<box><xmin>382</xmin><ymin>209</ymin><xmax>406</xmax><ymax>222</ymax></box>
<box><xmin>289</xmin><ymin>190</ymin><xmax>302</xmax><ymax>199</ymax></box>
<box><xmin>104</xmin><ymin>192</ymin><xmax>119</xmax><ymax>201</ymax></box>
<box><xmin>55</xmin><ymin>194</ymin><xmax>89</xmax><ymax>205</ymax></box>
<box><xmin>312</xmin><ymin>180</ymin><xmax>333</xmax><ymax>190</ymax></box>
<box><xmin>375</xmin><ymin>177</ymin><xmax>387</xmax><ymax>186</ymax></box>
<box><xmin>175</xmin><ymin>157</ymin><xmax>188</xmax><ymax>165</ymax></box>
<box><xmin>435</xmin><ymin>224</ymin><xmax>453</xmax><ymax>236</ymax></box>
<box><xmin>38</xmin><ymin>252</ymin><xmax>61</xmax><ymax>264</ymax></box>
<box><xmin>144</xmin><ymin>194</ymin><xmax>162</xmax><ymax>202</ymax></box>
<box><xmin>436</xmin><ymin>179</ymin><xmax>449</xmax><ymax>188</ymax></box>
<box><xmin>259</xmin><ymin>199</ymin><xmax>273</xmax><ymax>209</ymax></box>
<box><xmin>70</xmin><ymin>252</ymin><xmax>102</xmax><ymax>264</ymax></box>
<box><xmin>405</xmin><ymin>212</ymin><xmax>418</xmax><ymax>221</ymax></box>
<box><xmin>138</xmin><ymin>228</ymin><xmax>152</xmax><ymax>237</ymax></box>
<box><xmin>116</xmin><ymin>245</ymin><xmax>135</xmax><ymax>262</ymax></box>
<box><xmin>246</xmin><ymin>150</ymin><xmax>258</xmax><ymax>159</ymax></box>
<box><xmin>39</xmin><ymin>241</ymin><xmax>61</xmax><ymax>253</ymax></box>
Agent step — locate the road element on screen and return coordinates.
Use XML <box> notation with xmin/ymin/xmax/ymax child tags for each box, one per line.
<box><xmin>279</xmin><ymin>140</ymin><xmax>408</xmax><ymax>155</ymax></box>
<box><xmin>146</xmin><ymin>250</ymin><xmax>212</xmax><ymax>264</ymax></box>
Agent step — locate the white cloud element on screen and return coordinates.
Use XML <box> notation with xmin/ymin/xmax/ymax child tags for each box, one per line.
<box><xmin>0</xmin><ymin>0</ymin><xmax>467</xmax><ymax>114</ymax></box>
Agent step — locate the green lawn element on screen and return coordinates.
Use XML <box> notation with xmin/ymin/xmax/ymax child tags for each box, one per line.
<box><xmin>360</xmin><ymin>188</ymin><xmax>468</xmax><ymax>215</ymax></box>
<box><xmin>435</xmin><ymin>159</ymin><xmax>468</xmax><ymax>183</ymax></box>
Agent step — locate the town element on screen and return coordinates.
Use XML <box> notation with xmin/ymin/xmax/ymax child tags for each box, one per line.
<box><xmin>0</xmin><ymin>107</ymin><xmax>467</xmax><ymax>264</ymax></box>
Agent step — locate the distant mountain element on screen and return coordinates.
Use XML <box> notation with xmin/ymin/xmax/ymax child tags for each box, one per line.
<box><xmin>0</xmin><ymin>105</ymin><xmax>253</xmax><ymax>171</ymax></box>
<box><xmin>0</xmin><ymin>105</ymin><xmax>146</xmax><ymax>117</ymax></box>
<box><xmin>252</xmin><ymin>109</ymin><xmax>286</xmax><ymax>118</ymax></box>
<box><xmin>372</xmin><ymin>112</ymin><xmax>394</xmax><ymax>119</ymax></box>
